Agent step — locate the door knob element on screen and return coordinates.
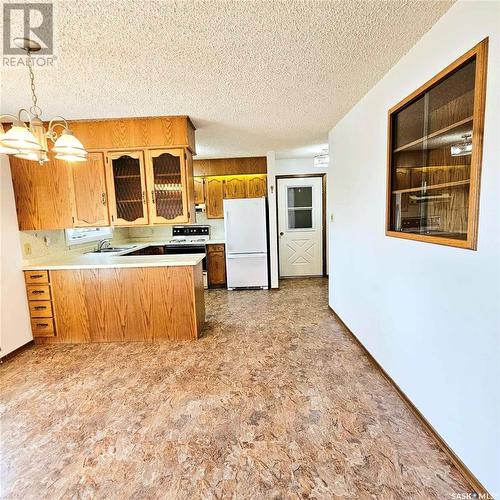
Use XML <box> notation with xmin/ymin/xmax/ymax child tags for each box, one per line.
<box><xmin>280</xmin><ymin>232</ymin><xmax>284</xmax><ymax>236</ymax></box>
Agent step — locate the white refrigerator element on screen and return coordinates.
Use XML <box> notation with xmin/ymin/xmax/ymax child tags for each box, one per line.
<box><xmin>224</xmin><ymin>197</ymin><xmax>268</xmax><ymax>289</ymax></box>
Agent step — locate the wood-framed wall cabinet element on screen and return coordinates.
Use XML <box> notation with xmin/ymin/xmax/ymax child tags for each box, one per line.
<box><xmin>106</xmin><ymin>151</ymin><xmax>149</xmax><ymax>226</ymax></box>
<box><xmin>146</xmin><ymin>148</ymin><xmax>190</xmax><ymax>224</ymax></box>
<box><xmin>8</xmin><ymin>116</ymin><xmax>196</xmax><ymax>230</ymax></box>
<box><xmin>70</xmin><ymin>153</ymin><xmax>110</xmax><ymax>227</ymax></box>
<box><xmin>386</xmin><ymin>38</ymin><xmax>488</xmax><ymax>250</ymax></box>
<box><xmin>201</xmin><ymin>174</ymin><xmax>268</xmax><ymax>219</ymax></box>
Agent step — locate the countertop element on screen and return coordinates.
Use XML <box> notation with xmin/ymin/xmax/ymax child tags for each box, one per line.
<box><xmin>22</xmin><ymin>243</ymin><xmax>205</xmax><ymax>271</ymax></box>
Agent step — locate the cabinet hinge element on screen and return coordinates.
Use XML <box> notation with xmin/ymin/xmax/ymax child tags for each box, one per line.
<box><xmin>187</xmin><ymin>211</ymin><xmax>191</xmax><ymax>219</ymax></box>
<box><xmin>111</xmin><ymin>215</ymin><xmax>114</xmax><ymax>222</ymax></box>
<box><xmin>184</xmin><ymin>153</ymin><xmax>187</xmax><ymax>160</ymax></box>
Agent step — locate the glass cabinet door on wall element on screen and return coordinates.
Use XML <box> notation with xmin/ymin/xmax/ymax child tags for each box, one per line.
<box><xmin>107</xmin><ymin>151</ymin><xmax>148</xmax><ymax>226</ymax></box>
<box><xmin>147</xmin><ymin>149</ymin><xmax>188</xmax><ymax>224</ymax></box>
<box><xmin>386</xmin><ymin>39</ymin><xmax>487</xmax><ymax>250</ymax></box>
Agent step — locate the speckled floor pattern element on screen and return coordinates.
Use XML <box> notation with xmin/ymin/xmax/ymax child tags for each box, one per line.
<box><xmin>1</xmin><ymin>278</ymin><xmax>471</xmax><ymax>499</ymax></box>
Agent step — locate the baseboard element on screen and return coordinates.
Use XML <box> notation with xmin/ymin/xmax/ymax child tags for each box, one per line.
<box><xmin>328</xmin><ymin>306</ymin><xmax>491</xmax><ymax>498</ymax></box>
<box><xmin>0</xmin><ymin>339</ymin><xmax>34</xmax><ymax>363</ymax></box>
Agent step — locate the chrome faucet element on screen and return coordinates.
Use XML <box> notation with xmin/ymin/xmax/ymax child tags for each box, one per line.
<box><xmin>96</xmin><ymin>239</ymin><xmax>111</xmax><ymax>252</ymax></box>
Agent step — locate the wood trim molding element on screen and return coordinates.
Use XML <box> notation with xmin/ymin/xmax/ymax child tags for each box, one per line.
<box><xmin>329</xmin><ymin>306</ymin><xmax>491</xmax><ymax>498</ymax></box>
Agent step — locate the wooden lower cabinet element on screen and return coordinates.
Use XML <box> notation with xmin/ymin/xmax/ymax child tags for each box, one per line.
<box><xmin>207</xmin><ymin>244</ymin><xmax>226</xmax><ymax>287</ymax></box>
<box><xmin>24</xmin><ymin>271</ymin><xmax>56</xmax><ymax>338</ymax></box>
<box><xmin>39</xmin><ymin>264</ymin><xmax>205</xmax><ymax>343</ymax></box>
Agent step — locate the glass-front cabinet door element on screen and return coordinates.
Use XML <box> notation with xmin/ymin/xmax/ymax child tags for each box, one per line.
<box><xmin>386</xmin><ymin>39</ymin><xmax>487</xmax><ymax>249</ymax></box>
<box><xmin>107</xmin><ymin>151</ymin><xmax>149</xmax><ymax>226</ymax></box>
<box><xmin>146</xmin><ymin>149</ymin><xmax>188</xmax><ymax>224</ymax></box>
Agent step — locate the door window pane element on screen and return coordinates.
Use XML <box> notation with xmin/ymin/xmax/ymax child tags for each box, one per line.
<box><xmin>287</xmin><ymin>186</ymin><xmax>312</xmax><ymax>208</ymax></box>
<box><xmin>288</xmin><ymin>209</ymin><xmax>312</xmax><ymax>229</ymax></box>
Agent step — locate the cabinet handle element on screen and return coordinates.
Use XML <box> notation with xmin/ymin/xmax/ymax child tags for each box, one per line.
<box><xmin>101</xmin><ymin>192</ymin><xmax>107</xmax><ymax>205</ymax></box>
<box><xmin>35</xmin><ymin>323</ymin><xmax>48</xmax><ymax>328</ymax></box>
<box><xmin>30</xmin><ymin>274</ymin><xmax>44</xmax><ymax>279</ymax></box>
<box><xmin>151</xmin><ymin>190</ymin><xmax>155</xmax><ymax>204</ymax></box>
<box><xmin>31</xmin><ymin>290</ymin><xmax>44</xmax><ymax>295</ymax></box>
<box><xmin>34</xmin><ymin>306</ymin><xmax>46</xmax><ymax>310</ymax></box>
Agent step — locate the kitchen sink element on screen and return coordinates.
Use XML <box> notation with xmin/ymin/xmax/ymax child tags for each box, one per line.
<box><xmin>87</xmin><ymin>247</ymin><xmax>131</xmax><ymax>254</ymax></box>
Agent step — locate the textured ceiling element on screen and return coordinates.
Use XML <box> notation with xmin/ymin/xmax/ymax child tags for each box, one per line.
<box><xmin>1</xmin><ymin>0</ymin><xmax>453</xmax><ymax>158</ymax></box>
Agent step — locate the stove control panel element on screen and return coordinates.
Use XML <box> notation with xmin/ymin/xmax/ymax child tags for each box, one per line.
<box><xmin>172</xmin><ymin>225</ymin><xmax>210</xmax><ymax>237</ymax></box>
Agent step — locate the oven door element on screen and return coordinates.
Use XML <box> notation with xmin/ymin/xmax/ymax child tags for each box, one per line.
<box><xmin>164</xmin><ymin>245</ymin><xmax>207</xmax><ymax>272</ymax></box>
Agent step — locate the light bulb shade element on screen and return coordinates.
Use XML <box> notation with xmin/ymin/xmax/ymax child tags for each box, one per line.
<box><xmin>52</xmin><ymin>130</ymin><xmax>87</xmax><ymax>156</ymax></box>
<box><xmin>1</xmin><ymin>123</ymin><xmax>42</xmax><ymax>151</ymax></box>
<box><xmin>55</xmin><ymin>153</ymin><xmax>88</xmax><ymax>162</ymax></box>
<box><xmin>0</xmin><ymin>133</ymin><xmax>20</xmax><ymax>154</ymax></box>
<box><xmin>14</xmin><ymin>151</ymin><xmax>41</xmax><ymax>161</ymax></box>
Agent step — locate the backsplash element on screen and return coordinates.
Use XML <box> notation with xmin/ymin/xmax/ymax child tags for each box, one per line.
<box><xmin>20</xmin><ymin>214</ymin><xmax>225</xmax><ymax>264</ymax></box>
<box><xmin>20</xmin><ymin>228</ymin><xmax>130</xmax><ymax>263</ymax></box>
<box><xmin>128</xmin><ymin>212</ymin><xmax>225</xmax><ymax>241</ymax></box>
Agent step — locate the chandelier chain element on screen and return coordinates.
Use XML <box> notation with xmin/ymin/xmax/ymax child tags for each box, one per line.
<box><xmin>26</xmin><ymin>50</ymin><xmax>42</xmax><ymax>117</ymax></box>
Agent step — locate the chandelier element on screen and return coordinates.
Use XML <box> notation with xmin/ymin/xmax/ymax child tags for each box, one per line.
<box><xmin>0</xmin><ymin>38</ymin><xmax>88</xmax><ymax>164</ymax></box>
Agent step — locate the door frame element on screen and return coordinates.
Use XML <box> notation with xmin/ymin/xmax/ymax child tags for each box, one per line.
<box><xmin>276</xmin><ymin>174</ymin><xmax>327</xmax><ymax>278</ymax></box>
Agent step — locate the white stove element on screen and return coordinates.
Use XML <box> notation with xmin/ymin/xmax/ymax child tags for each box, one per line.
<box><xmin>168</xmin><ymin>226</ymin><xmax>210</xmax><ymax>288</ymax></box>
<box><xmin>168</xmin><ymin>236</ymin><xmax>210</xmax><ymax>244</ymax></box>
<box><xmin>169</xmin><ymin>225</ymin><xmax>210</xmax><ymax>245</ymax></box>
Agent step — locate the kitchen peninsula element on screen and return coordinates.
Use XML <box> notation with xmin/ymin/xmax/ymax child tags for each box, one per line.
<box><xmin>23</xmin><ymin>246</ymin><xmax>205</xmax><ymax>343</ymax></box>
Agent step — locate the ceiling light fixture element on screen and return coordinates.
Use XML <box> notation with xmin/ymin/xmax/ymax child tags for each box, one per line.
<box><xmin>0</xmin><ymin>38</ymin><xmax>87</xmax><ymax>164</ymax></box>
<box><xmin>450</xmin><ymin>134</ymin><xmax>472</xmax><ymax>157</ymax></box>
<box><xmin>314</xmin><ymin>148</ymin><xmax>329</xmax><ymax>168</ymax></box>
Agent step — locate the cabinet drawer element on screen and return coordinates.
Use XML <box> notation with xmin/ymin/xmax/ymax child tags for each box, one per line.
<box><xmin>29</xmin><ymin>300</ymin><xmax>53</xmax><ymax>318</ymax></box>
<box><xmin>27</xmin><ymin>285</ymin><xmax>51</xmax><ymax>301</ymax></box>
<box><xmin>31</xmin><ymin>318</ymin><xmax>55</xmax><ymax>337</ymax></box>
<box><xmin>207</xmin><ymin>244</ymin><xmax>225</xmax><ymax>253</ymax></box>
<box><xmin>25</xmin><ymin>270</ymin><xmax>49</xmax><ymax>284</ymax></box>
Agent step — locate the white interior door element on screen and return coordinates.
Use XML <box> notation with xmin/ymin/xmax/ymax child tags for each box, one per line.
<box><xmin>278</xmin><ymin>177</ymin><xmax>323</xmax><ymax>277</ymax></box>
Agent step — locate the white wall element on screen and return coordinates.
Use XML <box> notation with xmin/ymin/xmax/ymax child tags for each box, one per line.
<box><xmin>328</xmin><ymin>1</ymin><xmax>499</xmax><ymax>494</ymax></box>
<box><xmin>267</xmin><ymin>153</ymin><xmax>329</xmax><ymax>288</ymax></box>
<box><xmin>0</xmin><ymin>156</ymin><xmax>32</xmax><ymax>357</ymax></box>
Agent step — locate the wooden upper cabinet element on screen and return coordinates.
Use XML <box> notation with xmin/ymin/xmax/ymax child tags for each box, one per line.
<box><xmin>194</xmin><ymin>177</ymin><xmax>205</xmax><ymax>204</ymax></box>
<box><xmin>246</xmin><ymin>174</ymin><xmax>267</xmax><ymax>198</ymax></box>
<box><xmin>106</xmin><ymin>151</ymin><xmax>149</xmax><ymax>226</ymax></box>
<box><xmin>224</xmin><ymin>176</ymin><xmax>247</xmax><ymax>199</ymax></box>
<box><xmin>70</xmin><ymin>153</ymin><xmax>110</xmax><ymax>227</ymax></box>
<box><xmin>205</xmin><ymin>177</ymin><xmax>224</xmax><ymax>219</ymax></box>
<box><xmin>146</xmin><ymin>148</ymin><xmax>189</xmax><ymax>224</ymax></box>
<box><xmin>69</xmin><ymin>116</ymin><xmax>196</xmax><ymax>154</ymax></box>
<box><xmin>193</xmin><ymin>156</ymin><xmax>267</xmax><ymax>176</ymax></box>
<box><xmin>10</xmin><ymin>154</ymin><xmax>74</xmax><ymax>230</ymax></box>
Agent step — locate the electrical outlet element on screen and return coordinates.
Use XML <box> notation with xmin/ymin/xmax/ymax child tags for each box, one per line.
<box><xmin>24</xmin><ymin>243</ymin><xmax>32</xmax><ymax>256</ymax></box>
<box><xmin>43</xmin><ymin>236</ymin><xmax>50</xmax><ymax>246</ymax></box>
